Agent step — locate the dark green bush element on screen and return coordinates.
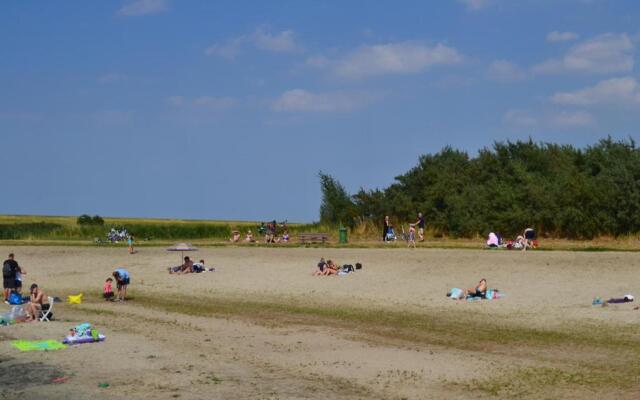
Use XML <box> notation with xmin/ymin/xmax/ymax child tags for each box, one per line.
<box><xmin>321</xmin><ymin>137</ymin><xmax>640</xmax><ymax>239</ymax></box>
<box><xmin>77</xmin><ymin>214</ymin><xmax>93</xmax><ymax>225</ymax></box>
<box><xmin>77</xmin><ymin>214</ymin><xmax>104</xmax><ymax>226</ymax></box>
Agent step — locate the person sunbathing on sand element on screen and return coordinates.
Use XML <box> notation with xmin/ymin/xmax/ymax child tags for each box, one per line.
<box><xmin>230</xmin><ymin>231</ymin><xmax>241</xmax><ymax>242</ymax></box>
<box><xmin>313</xmin><ymin>258</ymin><xmax>326</xmax><ymax>276</ymax></box>
<box><xmin>179</xmin><ymin>256</ymin><xmax>194</xmax><ymax>274</ymax></box>
<box><xmin>323</xmin><ymin>260</ymin><xmax>338</xmax><ymax>276</ymax></box>
<box><xmin>464</xmin><ymin>278</ymin><xmax>487</xmax><ymax>298</ymax></box>
<box><xmin>169</xmin><ymin>256</ymin><xmax>194</xmax><ymax>274</ymax></box>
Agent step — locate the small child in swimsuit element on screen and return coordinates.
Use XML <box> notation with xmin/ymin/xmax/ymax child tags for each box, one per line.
<box><xmin>103</xmin><ymin>277</ymin><xmax>114</xmax><ymax>301</ymax></box>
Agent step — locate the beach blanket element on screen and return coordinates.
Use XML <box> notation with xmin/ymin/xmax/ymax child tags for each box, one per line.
<box><xmin>12</xmin><ymin>340</ymin><xmax>67</xmax><ymax>352</ymax></box>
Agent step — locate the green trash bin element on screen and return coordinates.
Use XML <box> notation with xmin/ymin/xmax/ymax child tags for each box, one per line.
<box><xmin>339</xmin><ymin>227</ymin><xmax>348</xmax><ymax>244</ymax></box>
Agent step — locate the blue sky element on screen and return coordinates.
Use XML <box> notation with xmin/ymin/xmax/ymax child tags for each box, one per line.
<box><xmin>2</xmin><ymin>0</ymin><xmax>639</xmax><ymax>222</ymax></box>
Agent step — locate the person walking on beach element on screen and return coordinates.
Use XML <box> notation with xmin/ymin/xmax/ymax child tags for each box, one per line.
<box><xmin>3</xmin><ymin>253</ymin><xmax>19</xmax><ymax>304</ymax></box>
<box><xmin>415</xmin><ymin>212</ymin><xmax>425</xmax><ymax>242</ymax></box>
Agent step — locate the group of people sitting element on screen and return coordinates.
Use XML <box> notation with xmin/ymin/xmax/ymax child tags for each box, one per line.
<box><xmin>312</xmin><ymin>258</ymin><xmax>362</xmax><ymax>276</ymax></box>
<box><xmin>168</xmin><ymin>256</ymin><xmax>214</xmax><ymax>274</ymax></box>
<box><xmin>486</xmin><ymin>228</ymin><xmax>537</xmax><ymax>251</ymax></box>
<box><xmin>230</xmin><ymin>229</ymin><xmax>290</xmax><ymax>244</ymax></box>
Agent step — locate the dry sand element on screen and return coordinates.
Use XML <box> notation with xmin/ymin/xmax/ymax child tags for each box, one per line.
<box><xmin>1</xmin><ymin>246</ymin><xmax>639</xmax><ymax>399</ymax></box>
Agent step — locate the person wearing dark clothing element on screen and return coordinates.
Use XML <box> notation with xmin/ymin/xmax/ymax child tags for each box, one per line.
<box><xmin>3</xmin><ymin>253</ymin><xmax>19</xmax><ymax>304</ymax></box>
<box><xmin>382</xmin><ymin>216</ymin><xmax>390</xmax><ymax>241</ymax></box>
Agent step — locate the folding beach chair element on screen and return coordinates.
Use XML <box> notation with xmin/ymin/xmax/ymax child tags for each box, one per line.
<box><xmin>39</xmin><ymin>296</ymin><xmax>54</xmax><ymax>322</ymax></box>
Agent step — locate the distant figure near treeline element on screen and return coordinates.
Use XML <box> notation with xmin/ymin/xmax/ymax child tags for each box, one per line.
<box><xmin>382</xmin><ymin>216</ymin><xmax>390</xmax><ymax>241</ymax></box>
<box><xmin>415</xmin><ymin>212</ymin><xmax>425</xmax><ymax>242</ymax></box>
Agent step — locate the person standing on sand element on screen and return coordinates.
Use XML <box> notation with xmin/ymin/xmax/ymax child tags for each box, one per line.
<box><xmin>408</xmin><ymin>224</ymin><xmax>416</xmax><ymax>249</ymax></box>
<box><xmin>415</xmin><ymin>212</ymin><xmax>425</xmax><ymax>242</ymax></box>
<box><xmin>3</xmin><ymin>253</ymin><xmax>19</xmax><ymax>304</ymax></box>
<box><xmin>128</xmin><ymin>235</ymin><xmax>135</xmax><ymax>254</ymax></box>
<box><xmin>383</xmin><ymin>216</ymin><xmax>390</xmax><ymax>242</ymax></box>
<box><xmin>14</xmin><ymin>263</ymin><xmax>26</xmax><ymax>295</ymax></box>
<box><xmin>112</xmin><ymin>268</ymin><xmax>130</xmax><ymax>301</ymax></box>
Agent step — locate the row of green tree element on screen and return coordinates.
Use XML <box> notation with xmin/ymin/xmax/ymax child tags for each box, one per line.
<box><xmin>319</xmin><ymin>137</ymin><xmax>640</xmax><ymax>239</ymax></box>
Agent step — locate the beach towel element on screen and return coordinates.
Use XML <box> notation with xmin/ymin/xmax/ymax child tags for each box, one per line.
<box><xmin>448</xmin><ymin>288</ymin><xmax>504</xmax><ymax>300</ymax></box>
<box><xmin>12</xmin><ymin>340</ymin><xmax>67</xmax><ymax>352</ymax></box>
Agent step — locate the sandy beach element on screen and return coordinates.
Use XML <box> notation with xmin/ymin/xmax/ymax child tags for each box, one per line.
<box><xmin>1</xmin><ymin>246</ymin><xmax>639</xmax><ymax>399</ymax></box>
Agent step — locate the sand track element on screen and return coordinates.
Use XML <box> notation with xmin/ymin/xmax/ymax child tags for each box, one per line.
<box><xmin>1</xmin><ymin>246</ymin><xmax>639</xmax><ymax>399</ymax></box>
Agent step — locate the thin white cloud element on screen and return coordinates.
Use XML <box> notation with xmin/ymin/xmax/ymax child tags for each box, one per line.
<box><xmin>458</xmin><ymin>0</ymin><xmax>494</xmax><ymax>10</ymax></box>
<box><xmin>547</xmin><ymin>31</ymin><xmax>579</xmax><ymax>43</ymax></box>
<box><xmin>487</xmin><ymin>60</ymin><xmax>527</xmax><ymax>82</ymax></box>
<box><xmin>551</xmin><ymin>77</ymin><xmax>640</xmax><ymax>106</ymax></box>
<box><xmin>252</xmin><ymin>28</ymin><xmax>298</xmax><ymax>52</ymax></box>
<box><xmin>204</xmin><ymin>37</ymin><xmax>245</xmax><ymax>60</ymax></box>
<box><xmin>205</xmin><ymin>27</ymin><xmax>299</xmax><ymax>59</ymax></box>
<box><xmin>504</xmin><ymin>108</ymin><xmax>594</xmax><ymax>129</ymax></box>
<box><xmin>272</xmin><ymin>89</ymin><xmax>378</xmax><ymax>112</ymax></box>
<box><xmin>167</xmin><ymin>95</ymin><xmax>235</xmax><ymax>111</ymax></box>
<box><xmin>533</xmin><ymin>33</ymin><xmax>634</xmax><ymax>75</ymax></box>
<box><xmin>118</xmin><ymin>0</ymin><xmax>168</xmax><ymax>16</ymax></box>
<box><xmin>311</xmin><ymin>42</ymin><xmax>462</xmax><ymax>79</ymax></box>
<box><xmin>504</xmin><ymin>109</ymin><xmax>538</xmax><ymax>127</ymax></box>
<box><xmin>549</xmin><ymin>111</ymin><xmax>594</xmax><ymax>127</ymax></box>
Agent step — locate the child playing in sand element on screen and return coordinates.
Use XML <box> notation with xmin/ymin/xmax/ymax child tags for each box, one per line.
<box><xmin>103</xmin><ymin>277</ymin><xmax>114</xmax><ymax>301</ymax></box>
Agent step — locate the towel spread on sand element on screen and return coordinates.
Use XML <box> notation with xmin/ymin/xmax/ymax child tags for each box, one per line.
<box><xmin>448</xmin><ymin>288</ymin><xmax>505</xmax><ymax>301</ymax></box>
<box><xmin>12</xmin><ymin>340</ymin><xmax>67</xmax><ymax>352</ymax></box>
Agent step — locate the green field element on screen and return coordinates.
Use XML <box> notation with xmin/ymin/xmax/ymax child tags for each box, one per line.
<box><xmin>0</xmin><ymin>214</ymin><xmax>639</xmax><ymax>251</ymax></box>
<box><xmin>0</xmin><ymin>214</ymin><xmax>320</xmax><ymax>245</ymax></box>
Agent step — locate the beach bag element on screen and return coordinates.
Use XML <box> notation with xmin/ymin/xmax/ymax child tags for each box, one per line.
<box><xmin>67</xmin><ymin>293</ymin><xmax>83</xmax><ymax>304</ymax></box>
<box><xmin>8</xmin><ymin>291</ymin><xmax>22</xmax><ymax>305</ymax></box>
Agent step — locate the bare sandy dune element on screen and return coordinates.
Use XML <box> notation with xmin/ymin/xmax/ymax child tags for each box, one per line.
<box><xmin>1</xmin><ymin>246</ymin><xmax>639</xmax><ymax>399</ymax></box>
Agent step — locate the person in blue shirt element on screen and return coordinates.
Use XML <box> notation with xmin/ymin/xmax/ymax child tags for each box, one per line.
<box><xmin>112</xmin><ymin>268</ymin><xmax>130</xmax><ymax>302</ymax></box>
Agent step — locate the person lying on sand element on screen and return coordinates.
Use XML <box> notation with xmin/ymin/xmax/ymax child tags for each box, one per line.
<box><xmin>323</xmin><ymin>260</ymin><xmax>338</xmax><ymax>276</ymax></box>
<box><xmin>193</xmin><ymin>259</ymin><xmax>215</xmax><ymax>273</ymax></box>
<box><xmin>465</xmin><ymin>278</ymin><xmax>487</xmax><ymax>298</ymax></box>
<box><xmin>312</xmin><ymin>258</ymin><xmax>326</xmax><ymax>276</ymax></box>
<box><xmin>25</xmin><ymin>283</ymin><xmax>50</xmax><ymax>321</ymax></box>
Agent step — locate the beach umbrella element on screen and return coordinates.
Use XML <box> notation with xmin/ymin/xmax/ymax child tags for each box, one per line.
<box><xmin>167</xmin><ymin>242</ymin><xmax>198</xmax><ymax>264</ymax></box>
